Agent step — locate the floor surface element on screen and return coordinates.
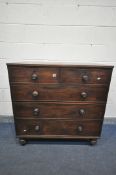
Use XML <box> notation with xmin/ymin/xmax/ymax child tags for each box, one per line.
<box><xmin>0</xmin><ymin>120</ymin><xmax>116</xmax><ymax>175</ymax></box>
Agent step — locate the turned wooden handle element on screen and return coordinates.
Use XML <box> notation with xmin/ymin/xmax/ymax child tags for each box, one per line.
<box><xmin>82</xmin><ymin>75</ymin><xmax>89</xmax><ymax>82</ymax></box>
<box><xmin>77</xmin><ymin>126</ymin><xmax>83</xmax><ymax>132</ymax></box>
<box><xmin>32</xmin><ymin>73</ymin><xmax>38</xmax><ymax>80</ymax></box>
<box><xmin>81</xmin><ymin>92</ymin><xmax>88</xmax><ymax>98</ymax></box>
<box><xmin>79</xmin><ymin>109</ymin><xmax>85</xmax><ymax>116</ymax></box>
<box><xmin>35</xmin><ymin>125</ymin><xmax>40</xmax><ymax>131</ymax></box>
<box><xmin>32</xmin><ymin>91</ymin><xmax>39</xmax><ymax>97</ymax></box>
<box><xmin>33</xmin><ymin>108</ymin><xmax>39</xmax><ymax>116</ymax></box>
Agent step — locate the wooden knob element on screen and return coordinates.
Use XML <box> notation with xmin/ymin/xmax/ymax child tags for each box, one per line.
<box><xmin>35</xmin><ymin>125</ymin><xmax>40</xmax><ymax>131</ymax></box>
<box><xmin>77</xmin><ymin>126</ymin><xmax>83</xmax><ymax>132</ymax></box>
<box><xmin>81</xmin><ymin>92</ymin><xmax>87</xmax><ymax>98</ymax></box>
<box><xmin>19</xmin><ymin>139</ymin><xmax>27</xmax><ymax>145</ymax></box>
<box><xmin>32</xmin><ymin>73</ymin><xmax>38</xmax><ymax>80</ymax></box>
<box><xmin>33</xmin><ymin>108</ymin><xmax>39</xmax><ymax>116</ymax></box>
<box><xmin>32</xmin><ymin>91</ymin><xmax>39</xmax><ymax>97</ymax></box>
<box><xmin>97</xmin><ymin>77</ymin><xmax>101</xmax><ymax>81</ymax></box>
<box><xmin>79</xmin><ymin>109</ymin><xmax>85</xmax><ymax>116</ymax></box>
<box><xmin>23</xmin><ymin>129</ymin><xmax>27</xmax><ymax>133</ymax></box>
<box><xmin>82</xmin><ymin>75</ymin><xmax>89</xmax><ymax>82</ymax></box>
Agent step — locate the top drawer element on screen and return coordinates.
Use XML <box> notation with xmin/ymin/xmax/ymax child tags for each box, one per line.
<box><xmin>61</xmin><ymin>68</ymin><xmax>112</xmax><ymax>84</ymax></box>
<box><xmin>7</xmin><ymin>66</ymin><xmax>112</xmax><ymax>84</ymax></box>
<box><xmin>8</xmin><ymin>66</ymin><xmax>59</xmax><ymax>83</ymax></box>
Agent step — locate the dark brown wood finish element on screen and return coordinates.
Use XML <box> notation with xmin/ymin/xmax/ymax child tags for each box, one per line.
<box><xmin>15</xmin><ymin>119</ymin><xmax>102</xmax><ymax>137</ymax></box>
<box><xmin>8</xmin><ymin>65</ymin><xmax>112</xmax><ymax>84</ymax></box>
<box><xmin>7</xmin><ymin>63</ymin><xmax>113</xmax><ymax>145</ymax></box>
<box><xmin>10</xmin><ymin>84</ymin><xmax>108</xmax><ymax>102</ymax></box>
<box><xmin>61</xmin><ymin>68</ymin><xmax>112</xmax><ymax>84</ymax></box>
<box><xmin>7</xmin><ymin>63</ymin><xmax>113</xmax><ymax>68</ymax></box>
<box><xmin>8</xmin><ymin>66</ymin><xmax>60</xmax><ymax>83</ymax></box>
<box><xmin>13</xmin><ymin>102</ymin><xmax>106</xmax><ymax>119</ymax></box>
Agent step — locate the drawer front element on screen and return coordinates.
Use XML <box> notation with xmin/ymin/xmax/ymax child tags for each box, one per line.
<box><xmin>13</xmin><ymin>102</ymin><xmax>105</xmax><ymax>120</ymax></box>
<box><xmin>10</xmin><ymin>84</ymin><xmax>108</xmax><ymax>102</ymax></box>
<box><xmin>8</xmin><ymin>66</ymin><xmax>112</xmax><ymax>85</ymax></box>
<box><xmin>8</xmin><ymin>66</ymin><xmax>59</xmax><ymax>83</ymax></box>
<box><xmin>61</xmin><ymin>68</ymin><xmax>112</xmax><ymax>84</ymax></box>
<box><xmin>15</xmin><ymin>119</ymin><xmax>102</xmax><ymax>136</ymax></box>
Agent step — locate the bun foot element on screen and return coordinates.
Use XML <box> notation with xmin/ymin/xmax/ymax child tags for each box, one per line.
<box><xmin>90</xmin><ymin>139</ymin><xmax>97</xmax><ymax>146</ymax></box>
<box><xmin>19</xmin><ymin>139</ymin><xmax>27</xmax><ymax>145</ymax></box>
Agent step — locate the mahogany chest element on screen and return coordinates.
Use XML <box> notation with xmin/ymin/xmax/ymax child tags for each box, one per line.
<box><xmin>7</xmin><ymin>63</ymin><xmax>113</xmax><ymax>145</ymax></box>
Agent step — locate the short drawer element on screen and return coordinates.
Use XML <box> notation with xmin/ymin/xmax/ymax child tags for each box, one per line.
<box><xmin>61</xmin><ymin>68</ymin><xmax>112</xmax><ymax>84</ymax></box>
<box><xmin>8</xmin><ymin>66</ymin><xmax>59</xmax><ymax>83</ymax></box>
<box><xmin>13</xmin><ymin>102</ymin><xmax>105</xmax><ymax>120</ymax></box>
<box><xmin>10</xmin><ymin>84</ymin><xmax>108</xmax><ymax>102</ymax></box>
<box><xmin>15</xmin><ymin>119</ymin><xmax>102</xmax><ymax>136</ymax></box>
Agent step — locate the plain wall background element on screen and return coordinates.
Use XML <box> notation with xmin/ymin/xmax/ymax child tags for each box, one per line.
<box><xmin>0</xmin><ymin>0</ymin><xmax>116</xmax><ymax>117</ymax></box>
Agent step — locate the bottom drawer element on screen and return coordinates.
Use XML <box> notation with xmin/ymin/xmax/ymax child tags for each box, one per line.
<box><xmin>15</xmin><ymin>119</ymin><xmax>103</xmax><ymax>137</ymax></box>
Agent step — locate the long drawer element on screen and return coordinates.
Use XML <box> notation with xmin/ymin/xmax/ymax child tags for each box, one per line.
<box><xmin>8</xmin><ymin>66</ymin><xmax>112</xmax><ymax>84</ymax></box>
<box><xmin>13</xmin><ymin>102</ymin><xmax>105</xmax><ymax>120</ymax></box>
<box><xmin>15</xmin><ymin>119</ymin><xmax>103</xmax><ymax>136</ymax></box>
<box><xmin>10</xmin><ymin>84</ymin><xmax>109</xmax><ymax>102</ymax></box>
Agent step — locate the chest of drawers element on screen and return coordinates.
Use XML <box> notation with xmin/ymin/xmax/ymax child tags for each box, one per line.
<box><xmin>7</xmin><ymin>63</ymin><xmax>113</xmax><ymax>145</ymax></box>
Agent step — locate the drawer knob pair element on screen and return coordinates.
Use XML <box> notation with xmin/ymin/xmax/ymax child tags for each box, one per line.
<box><xmin>32</xmin><ymin>91</ymin><xmax>39</xmax><ymax>97</ymax></box>
<box><xmin>32</xmin><ymin>73</ymin><xmax>38</xmax><ymax>80</ymax></box>
<box><xmin>82</xmin><ymin>75</ymin><xmax>89</xmax><ymax>82</ymax></box>
<box><xmin>81</xmin><ymin>92</ymin><xmax>87</xmax><ymax>98</ymax></box>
